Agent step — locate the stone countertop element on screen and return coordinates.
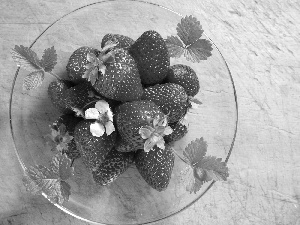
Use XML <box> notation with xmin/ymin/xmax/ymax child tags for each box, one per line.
<box><xmin>0</xmin><ymin>0</ymin><xmax>299</xmax><ymax>224</ymax></box>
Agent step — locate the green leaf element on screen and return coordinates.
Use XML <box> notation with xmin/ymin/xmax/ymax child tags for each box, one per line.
<box><xmin>11</xmin><ymin>45</ymin><xmax>41</xmax><ymax>72</ymax></box>
<box><xmin>200</xmin><ymin>156</ymin><xmax>229</xmax><ymax>181</ymax></box>
<box><xmin>22</xmin><ymin>153</ymin><xmax>74</xmax><ymax>205</ymax></box>
<box><xmin>183</xmin><ymin>38</ymin><xmax>213</xmax><ymax>62</ymax></box>
<box><xmin>165</xmin><ymin>36</ymin><xmax>184</xmax><ymax>58</ymax></box>
<box><xmin>50</xmin><ymin>153</ymin><xmax>74</xmax><ymax>181</ymax></box>
<box><xmin>177</xmin><ymin>15</ymin><xmax>204</xmax><ymax>45</ymax></box>
<box><xmin>23</xmin><ymin>70</ymin><xmax>45</xmax><ymax>91</ymax></box>
<box><xmin>166</xmin><ymin>15</ymin><xmax>213</xmax><ymax>62</ymax></box>
<box><xmin>182</xmin><ymin>137</ymin><xmax>229</xmax><ymax>194</ymax></box>
<box><xmin>183</xmin><ymin>138</ymin><xmax>207</xmax><ymax>167</ymax></box>
<box><xmin>40</xmin><ymin>46</ymin><xmax>57</xmax><ymax>72</ymax></box>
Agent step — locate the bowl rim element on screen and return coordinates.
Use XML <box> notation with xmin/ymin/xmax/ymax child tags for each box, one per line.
<box><xmin>9</xmin><ymin>0</ymin><xmax>239</xmax><ymax>224</ymax></box>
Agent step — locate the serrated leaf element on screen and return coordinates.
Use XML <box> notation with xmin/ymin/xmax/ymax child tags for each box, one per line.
<box><xmin>183</xmin><ymin>137</ymin><xmax>207</xmax><ymax>167</ymax></box>
<box><xmin>165</xmin><ymin>36</ymin><xmax>184</xmax><ymax>58</ymax></box>
<box><xmin>177</xmin><ymin>15</ymin><xmax>204</xmax><ymax>45</ymax></box>
<box><xmin>50</xmin><ymin>153</ymin><xmax>74</xmax><ymax>181</ymax></box>
<box><xmin>22</xmin><ymin>153</ymin><xmax>74</xmax><ymax>205</ymax></box>
<box><xmin>182</xmin><ymin>138</ymin><xmax>229</xmax><ymax>194</ymax></box>
<box><xmin>23</xmin><ymin>70</ymin><xmax>44</xmax><ymax>91</ymax></box>
<box><xmin>184</xmin><ymin>39</ymin><xmax>213</xmax><ymax>62</ymax></box>
<box><xmin>11</xmin><ymin>45</ymin><xmax>41</xmax><ymax>72</ymax></box>
<box><xmin>167</xmin><ymin>15</ymin><xmax>213</xmax><ymax>62</ymax></box>
<box><xmin>200</xmin><ymin>156</ymin><xmax>229</xmax><ymax>181</ymax></box>
<box><xmin>40</xmin><ymin>46</ymin><xmax>57</xmax><ymax>72</ymax></box>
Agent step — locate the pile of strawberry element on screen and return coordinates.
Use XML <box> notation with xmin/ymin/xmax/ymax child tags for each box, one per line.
<box><xmin>48</xmin><ymin>31</ymin><xmax>200</xmax><ymax>191</ymax></box>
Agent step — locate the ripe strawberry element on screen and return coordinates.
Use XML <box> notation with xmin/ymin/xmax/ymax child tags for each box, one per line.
<box><xmin>142</xmin><ymin>83</ymin><xmax>189</xmax><ymax>123</ymax></box>
<box><xmin>52</xmin><ymin>114</ymin><xmax>83</xmax><ymax>160</ymax></box>
<box><xmin>134</xmin><ymin>145</ymin><xmax>175</xmax><ymax>191</ymax></box>
<box><xmin>101</xmin><ymin>34</ymin><xmax>134</xmax><ymax>50</ymax></box>
<box><xmin>115</xmin><ymin>100</ymin><xmax>164</xmax><ymax>152</ymax></box>
<box><xmin>93</xmin><ymin>48</ymin><xmax>144</xmax><ymax>102</ymax></box>
<box><xmin>92</xmin><ymin>148</ymin><xmax>134</xmax><ymax>186</ymax></box>
<box><xmin>129</xmin><ymin>30</ymin><xmax>170</xmax><ymax>85</ymax></box>
<box><xmin>164</xmin><ymin>122</ymin><xmax>188</xmax><ymax>143</ymax></box>
<box><xmin>65</xmin><ymin>81</ymin><xmax>100</xmax><ymax>110</ymax></box>
<box><xmin>48</xmin><ymin>80</ymin><xmax>74</xmax><ymax>114</ymax></box>
<box><xmin>66</xmin><ymin>46</ymin><xmax>100</xmax><ymax>84</ymax></box>
<box><xmin>166</xmin><ymin>64</ymin><xmax>200</xmax><ymax>97</ymax></box>
<box><xmin>74</xmin><ymin>120</ymin><xmax>116</xmax><ymax>171</ymax></box>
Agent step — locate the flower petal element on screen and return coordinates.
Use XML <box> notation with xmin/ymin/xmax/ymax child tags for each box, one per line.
<box><xmin>153</xmin><ymin>115</ymin><xmax>161</xmax><ymax>127</ymax></box>
<box><xmin>157</xmin><ymin>115</ymin><xmax>168</xmax><ymax>127</ymax></box>
<box><xmin>143</xmin><ymin>134</ymin><xmax>161</xmax><ymax>152</ymax></box>
<box><xmin>139</xmin><ymin>127</ymin><xmax>153</xmax><ymax>139</ymax></box>
<box><xmin>95</xmin><ymin>100</ymin><xmax>110</xmax><ymax>114</ymax></box>
<box><xmin>90</xmin><ymin>122</ymin><xmax>105</xmax><ymax>137</ymax></box>
<box><xmin>105</xmin><ymin>121</ymin><xmax>115</xmax><ymax>135</ymax></box>
<box><xmin>85</xmin><ymin>108</ymin><xmax>100</xmax><ymax>120</ymax></box>
<box><xmin>106</xmin><ymin>108</ymin><xmax>114</xmax><ymax>121</ymax></box>
<box><xmin>87</xmin><ymin>52</ymin><xmax>97</xmax><ymax>63</ymax></box>
<box><xmin>163</xmin><ymin>126</ymin><xmax>173</xmax><ymax>136</ymax></box>
<box><xmin>156</xmin><ymin>137</ymin><xmax>165</xmax><ymax>150</ymax></box>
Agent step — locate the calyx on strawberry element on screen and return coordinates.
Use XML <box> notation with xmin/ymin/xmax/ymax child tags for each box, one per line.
<box><xmin>142</xmin><ymin>83</ymin><xmax>189</xmax><ymax>123</ymax></box>
<box><xmin>92</xmin><ymin>148</ymin><xmax>134</xmax><ymax>186</ymax></box>
<box><xmin>101</xmin><ymin>34</ymin><xmax>134</xmax><ymax>51</ymax></box>
<box><xmin>129</xmin><ymin>30</ymin><xmax>170</xmax><ymax>85</ymax></box>
<box><xmin>74</xmin><ymin>120</ymin><xmax>116</xmax><ymax>171</ymax></box>
<box><xmin>135</xmin><ymin>145</ymin><xmax>175</xmax><ymax>191</ymax></box>
<box><xmin>166</xmin><ymin>64</ymin><xmax>200</xmax><ymax>97</ymax></box>
<box><xmin>115</xmin><ymin>100</ymin><xmax>172</xmax><ymax>152</ymax></box>
<box><xmin>66</xmin><ymin>46</ymin><xmax>100</xmax><ymax>84</ymax></box>
<box><xmin>50</xmin><ymin>114</ymin><xmax>83</xmax><ymax>160</ymax></box>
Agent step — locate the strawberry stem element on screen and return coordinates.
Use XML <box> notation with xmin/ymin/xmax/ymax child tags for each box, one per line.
<box><xmin>170</xmin><ymin>146</ymin><xmax>189</xmax><ymax>165</ymax></box>
<box><xmin>47</xmin><ymin>71</ymin><xmax>62</xmax><ymax>81</ymax></box>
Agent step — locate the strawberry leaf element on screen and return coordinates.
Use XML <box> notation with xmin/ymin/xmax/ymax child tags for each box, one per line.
<box><xmin>177</xmin><ymin>15</ymin><xmax>204</xmax><ymax>45</ymax></box>
<box><xmin>50</xmin><ymin>153</ymin><xmax>74</xmax><ymax>181</ymax></box>
<box><xmin>165</xmin><ymin>15</ymin><xmax>213</xmax><ymax>62</ymax></box>
<box><xmin>183</xmin><ymin>138</ymin><xmax>207</xmax><ymax>167</ymax></box>
<box><xmin>23</xmin><ymin>70</ymin><xmax>45</xmax><ymax>90</ymax></box>
<box><xmin>11</xmin><ymin>45</ymin><xmax>41</xmax><ymax>72</ymax></box>
<box><xmin>182</xmin><ymin>137</ymin><xmax>229</xmax><ymax>194</ymax></box>
<box><xmin>184</xmin><ymin>38</ymin><xmax>213</xmax><ymax>62</ymax></box>
<box><xmin>165</xmin><ymin>36</ymin><xmax>184</xmax><ymax>58</ymax></box>
<box><xmin>22</xmin><ymin>153</ymin><xmax>74</xmax><ymax>205</ymax></box>
<box><xmin>200</xmin><ymin>156</ymin><xmax>229</xmax><ymax>181</ymax></box>
<box><xmin>40</xmin><ymin>46</ymin><xmax>57</xmax><ymax>72</ymax></box>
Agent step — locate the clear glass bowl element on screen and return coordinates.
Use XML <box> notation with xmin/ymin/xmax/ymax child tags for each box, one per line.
<box><xmin>9</xmin><ymin>1</ymin><xmax>238</xmax><ymax>224</ymax></box>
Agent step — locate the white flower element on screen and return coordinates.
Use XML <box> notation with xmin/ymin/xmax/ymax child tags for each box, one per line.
<box><xmin>84</xmin><ymin>100</ymin><xmax>115</xmax><ymax>137</ymax></box>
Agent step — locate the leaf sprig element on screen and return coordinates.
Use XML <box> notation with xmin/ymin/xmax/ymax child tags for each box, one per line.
<box><xmin>11</xmin><ymin>45</ymin><xmax>58</xmax><ymax>90</ymax></box>
<box><xmin>22</xmin><ymin>153</ymin><xmax>74</xmax><ymax>205</ymax></box>
<box><xmin>165</xmin><ymin>15</ymin><xmax>213</xmax><ymax>62</ymax></box>
<box><xmin>181</xmin><ymin>137</ymin><xmax>229</xmax><ymax>194</ymax></box>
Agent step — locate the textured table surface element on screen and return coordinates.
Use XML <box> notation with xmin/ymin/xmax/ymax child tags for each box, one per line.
<box><xmin>0</xmin><ymin>0</ymin><xmax>300</xmax><ymax>224</ymax></box>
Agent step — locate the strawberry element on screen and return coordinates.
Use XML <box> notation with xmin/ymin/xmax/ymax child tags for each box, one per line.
<box><xmin>134</xmin><ymin>145</ymin><xmax>175</xmax><ymax>191</ymax></box>
<box><xmin>92</xmin><ymin>48</ymin><xmax>144</xmax><ymax>102</ymax></box>
<box><xmin>166</xmin><ymin>64</ymin><xmax>200</xmax><ymax>97</ymax></box>
<box><xmin>129</xmin><ymin>30</ymin><xmax>170</xmax><ymax>85</ymax></box>
<box><xmin>48</xmin><ymin>80</ymin><xmax>74</xmax><ymax>114</ymax></box>
<box><xmin>51</xmin><ymin>114</ymin><xmax>83</xmax><ymax>160</ymax></box>
<box><xmin>142</xmin><ymin>83</ymin><xmax>189</xmax><ymax>123</ymax></box>
<box><xmin>101</xmin><ymin>34</ymin><xmax>134</xmax><ymax>50</ymax></box>
<box><xmin>115</xmin><ymin>100</ymin><xmax>166</xmax><ymax>152</ymax></box>
<box><xmin>66</xmin><ymin>46</ymin><xmax>100</xmax><ymax>84</ymax></box>
<box><xmin>92</xmin><ymin>148</ymin><xmax>134</xmax><ymax>186</ymax></box>
<box><xmin>164</xmin><ymin>122</ymin><xmax>188</xmax><ymax>143</ymax></box>
<box><xmin>65</xmin><ymin>81</ymin><xmax>100</xmax><ymax>110</ymax></box>
<box><xmin>74</xmin><ymin>120</ymin><xmax>116</xmax><ymax>171</ymax></box>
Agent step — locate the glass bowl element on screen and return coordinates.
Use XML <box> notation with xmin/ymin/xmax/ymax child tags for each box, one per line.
<box><xmin>9</xmin><ymin>0</ymin><xmax>238</xmax><ymax>224</ymax></box>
